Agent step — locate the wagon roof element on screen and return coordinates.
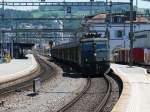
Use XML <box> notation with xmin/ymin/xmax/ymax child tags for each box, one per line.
<box><xmin>52</xmin><ymin>41</ymin><xmax>80</xmax><ymax>49</ymax></box>
<box><xmin>80</xmin><ymin>37</ymin><xmax>108</xmax><ymax>42</ymax></box>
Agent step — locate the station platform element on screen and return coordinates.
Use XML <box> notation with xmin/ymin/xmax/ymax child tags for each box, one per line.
<box><xmin>111</xmin><ymin>64</ymin><xmax>150</xmax><ymax>112</ymax></box>
<box><xmin>0</xmin><ymin>54</ymin><xmax>39</xmax><ymax>85</ymax></box>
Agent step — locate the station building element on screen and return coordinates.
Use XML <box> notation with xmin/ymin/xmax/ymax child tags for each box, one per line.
<box><xmin>83</xmin><ymin>13</ymin><xmax>150</xmax><ymax>60</ymax></box>
<box><xmin>134</xmin><ymin>30</ymin><xmax>150</xmax><ymax>48</ymax></box>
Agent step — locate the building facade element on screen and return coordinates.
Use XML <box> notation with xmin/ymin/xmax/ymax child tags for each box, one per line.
<box><xmin>134</xmin><ymin>30</ymin><xmax>150</xmax><ymax>48</ymax></box>
<box><xmin>84</xmin><ymin>13</ymin><xmax>150</xmax><ymax>60</ymax></box>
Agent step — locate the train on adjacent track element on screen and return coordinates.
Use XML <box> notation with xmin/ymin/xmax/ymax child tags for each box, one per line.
<box><xmin>51</xmin><ymin>33</ymin><xmax>110</xmax><ymax>75</ymax></box>
<box><xmin>113</xmin><ymin>48</ymin><xmax>150</xmax><ymax>65</ymax></box>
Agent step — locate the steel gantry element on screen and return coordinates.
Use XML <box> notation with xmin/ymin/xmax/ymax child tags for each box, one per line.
<box><xmin>3</xmin><ymin>17</ymin><xmax>109</xmax><ymax>21</ymax></box>
<box><xmin>0</xmin><ymin>1</ymin><xmax>129</xmax><ymax>6</ymax></box>
<box><xmin>3</xmin><ymin>28</ymin><xmax>85</xmax><ymax>33</ymax></box>
<box><xmin>0</xmin><ymin>1</ymin><xmax>130</xmax><ymax>59</ymax></box>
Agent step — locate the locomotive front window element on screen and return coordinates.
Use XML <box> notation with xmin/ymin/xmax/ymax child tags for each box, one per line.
<box><xmin>82</xmin><ymin>42</ymin><xmax>93</xmax><ymax>51</ymax></box>
<box><xmin>95</xmin><ymin>41</ymin><xmax>109</xmax><ymax>61</ymax></box>
<box><xmin>81</xmin><ymin>42</ymin><xmax>94</xmax><ymax>63</ymax></box>
<box><xmin>96</xmin><ymin>41</ymin><xmax>107</xmax><ymax>49</ymax></box>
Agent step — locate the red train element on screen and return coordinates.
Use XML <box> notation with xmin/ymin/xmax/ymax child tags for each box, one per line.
<box><xmin>113</xmin><ymin>48</ymin><xmax>150</xmax><ymax>65</ymax></box>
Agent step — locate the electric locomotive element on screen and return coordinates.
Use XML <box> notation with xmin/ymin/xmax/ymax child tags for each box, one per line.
<box><xmin>51</xmin><ymin>33</ymin><xmax>110</xmax><ymax>74</ymax></box>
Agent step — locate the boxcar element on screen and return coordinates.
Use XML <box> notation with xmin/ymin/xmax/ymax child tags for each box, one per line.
<box><xmin>113</xmin><ymin>48</ymin><xmax>150</xmax><ymax>65</ymax></box>
<box><xmin>132</xmin><ymin>48</ymin><xmax>144</xmax><ymax>64</ymax></box>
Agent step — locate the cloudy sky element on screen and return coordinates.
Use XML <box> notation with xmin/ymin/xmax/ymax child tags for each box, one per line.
<box><xmin>0</xmin><ymin>0</ymin><xmax>150</xmax><ymax>10</ymax></box>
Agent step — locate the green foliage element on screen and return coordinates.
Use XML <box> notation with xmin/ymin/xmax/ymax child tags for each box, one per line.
<box><xmin>0</xmin><ymin>5</ymin><xmax>104</xmax><ymax>29</ymax></box>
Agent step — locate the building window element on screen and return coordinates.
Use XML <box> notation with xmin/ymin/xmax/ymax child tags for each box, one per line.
<box><xmin>111</xmin><ymin>16</ymin><xmax>124</xmax><ymax>23</ymax></box>
<box><xmin>116</xmin><ymin>30</ymin><xmax>123</xmax><ymax>38</ymax></box>
<box><xmin>135</xmin><ymin>34</ymin><xmax>147</xmax><ymax>39</ymax></box>
<box><xmin>118</xmin><ymin>17</ymin><xmax>121</xmax><ymax>23</ymax></box>
<box><xmin>114</xmin><ymin>16</ymin><xmax>118</xmax><ymax>23</ymax></box>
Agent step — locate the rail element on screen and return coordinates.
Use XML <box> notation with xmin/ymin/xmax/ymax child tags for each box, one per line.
<box><xmin>57</xmin><ymin>78</ymin><xmax>91</xmax><ymax>112</ymax></box>
<box><xmin>0</xmin><ymin>55</ymin><xmax>55</xmax><ymax>96</ymax></box>
<box><xmin>57</xmin><ymin>71</ymin><xmax>112</xmax><ymax>112</ymax></box>
<box><xmin>94</xmin><ymin>74</ymin><xmax>111</xmax><ymax>112</ymax></box>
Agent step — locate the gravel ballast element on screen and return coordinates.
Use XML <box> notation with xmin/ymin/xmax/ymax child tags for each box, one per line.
<box><xmin>0</xmin><ymin>60</ymin><xmax>87</xmax><ymax>112</ymax></box>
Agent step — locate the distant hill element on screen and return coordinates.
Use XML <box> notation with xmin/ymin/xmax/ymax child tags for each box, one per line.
<box><xmin>0</xmin><ymin>3</ymin><xmax>132</xmax><ymax>29</ymax></box>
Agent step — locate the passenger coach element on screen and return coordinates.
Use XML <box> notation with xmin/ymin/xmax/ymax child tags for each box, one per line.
<box><xmin>51</xmin><ymin>33</ymin><xmax>110</xmax><ymax>75</ymax></box>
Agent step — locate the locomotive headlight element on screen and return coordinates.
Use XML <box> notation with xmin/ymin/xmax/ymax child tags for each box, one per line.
<box><xmin>86</xmin><ymin>58</ymin><xmax>88</xmax><ymax>62</ymax></box>
<box><xmin>94</xmin><ymin>53</ymin><xmax>97</xmax><ymax>56</ymax></box>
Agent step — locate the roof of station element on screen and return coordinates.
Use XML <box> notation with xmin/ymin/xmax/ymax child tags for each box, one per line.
<box><xmin>86</xmin><ymin>13</ymin><xmax>150</xmax><ymax>24</ymax></box>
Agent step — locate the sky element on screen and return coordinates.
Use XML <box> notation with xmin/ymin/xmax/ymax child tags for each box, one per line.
<box><xmin>0</xmin><ymin>0</ymin><xmax>150</xmax><ymax>10</ymax></box>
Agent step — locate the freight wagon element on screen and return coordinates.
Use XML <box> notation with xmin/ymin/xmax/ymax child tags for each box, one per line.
<box><xmin>113</xmin><ymin>48</ymin><xmax>150</xmax><ymax>65</ymax></box>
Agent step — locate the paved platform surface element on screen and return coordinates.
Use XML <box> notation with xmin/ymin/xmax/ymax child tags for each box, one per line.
<box><xmin>0</xmin><ymin>54</ymin><xmax>38</xmax><ymax>84</ymax></box>
<box><xmin>111</xmin><ymin>64</ymin><xmax>150</xmax><ymax>112</ymax></box>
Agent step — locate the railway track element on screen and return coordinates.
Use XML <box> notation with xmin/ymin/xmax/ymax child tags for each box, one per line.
<box><xmin>0</xmin><ymin>55</ymin><xmax>55</xmax><ymax>96</ymax></box>
<box><xmin>57</xmin><ymin>78</ymin><xmax>91</xmax><ymax>112</ymax></box>
<box><xmin>57</xmin><ymin>72</ymin><xmax>115</xmax><ymax>112</ymax></box>
<box><xmin>94</xmin><ymin>74</ymin><xmax>111</xmax><ymax>112</ymax></box>
<box><xmin>0</xmin><ymin>55</ymin><xmax>120</xmax><ymax>112</ymax></box>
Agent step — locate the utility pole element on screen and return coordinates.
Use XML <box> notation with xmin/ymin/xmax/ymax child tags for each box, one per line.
<box><xmin>136</xmin><ymin>0</ymin><xmax>138</xmax><ymax>12</ymax></box>
<box><xmin>1</xmin><ymin>0</ymin><xmax>4</xmax><ymax>60</ymax></box>
<box><xmin>129</xmin><ymin>0</ymin><xmax>134</xmax><ymax>66</ymax></box>
<box><xmin>10</xmin><ymin>12</ymin><xmax>14</xmax><ymax>59</ymax></box>
<box><xmin>63</xmin><ymin>0</ymin><xmax>66</xmax><ymax>43</ymax></box>
<box><xmin>105</xmin><ymin>0</ymin><xmax>112</xmax><ymax>61</ymax></box>
<box><xmin>90</xmin><ymin>0</ymin><xmax>94</xmax><ymax>15</ymax></box>
<box><xmin>106</xmin><ymin>0</ymin><xmax>112</xmax><ymax>40</ymax></box>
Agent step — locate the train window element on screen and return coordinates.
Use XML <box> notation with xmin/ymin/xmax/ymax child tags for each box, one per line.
<box><xmin>96</xmin><ymin>42</ymin><xmax>107</xmax><ymax>49</ymax></box>
<box><xmin>82</xmin><ymin>42</ymin><xmax>93</xmax><ymax>51</ymax></box>
<box><xmin>95</xmin><ymin>41</ymin><xmax>109</xmax><ymax>61</ymax></box>
<box><xmin>81</xmin><ymin>42</ymin><xmax>94</xmax><ymax>62</ymax></box>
